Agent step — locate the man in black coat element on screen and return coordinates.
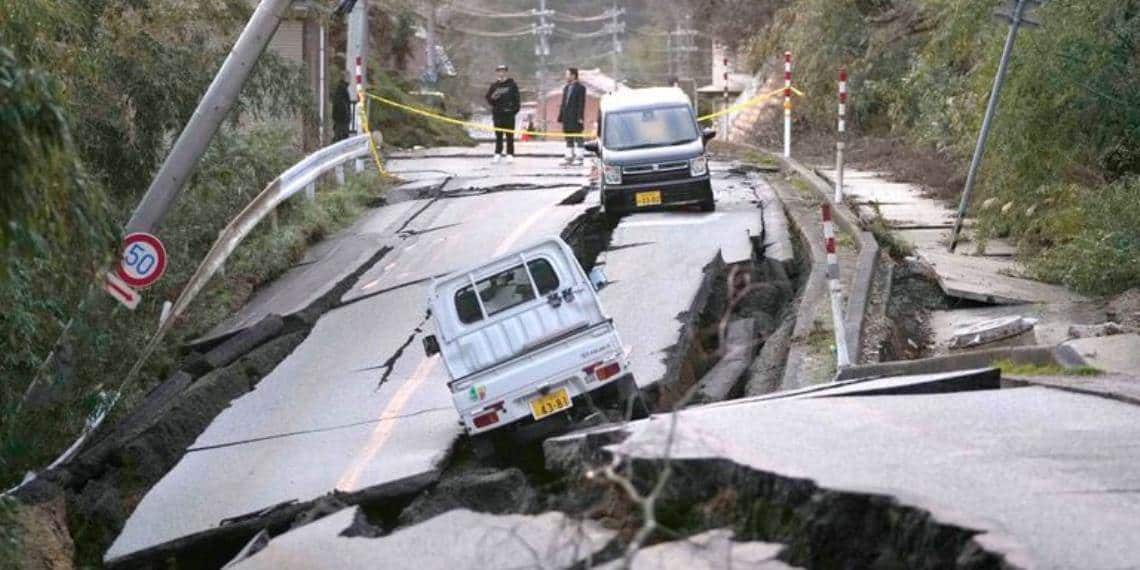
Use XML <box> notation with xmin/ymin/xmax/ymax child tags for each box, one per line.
<box><xmin>331</xmin><ymin>78</ymin><xmax>352</xmax><ymax>142</ymax></box>
<box><xmin>485</xmin><ymin>64</ymin><xmax>520</xmax><ymax>163</ymax></box>
<box><xmin>557</xmin><ymin>67</ymin><xmax>587</xmax><ymax>166</ymax></box>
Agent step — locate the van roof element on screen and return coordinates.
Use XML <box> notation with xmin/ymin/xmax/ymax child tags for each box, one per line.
<box><xmin>600</xmin><ymin>87</ymin><xmax>692</xmax><ymax>114</ymax></box>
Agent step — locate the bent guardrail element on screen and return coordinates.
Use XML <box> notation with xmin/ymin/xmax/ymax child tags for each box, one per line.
<box><xmin>5</xmin><ymin>132</ymin><xmax>383</xmax><ymax>496</ymax></box>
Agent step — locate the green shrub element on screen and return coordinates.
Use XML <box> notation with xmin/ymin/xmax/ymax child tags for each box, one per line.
<box><xmin>1029</xmin><ymin>178</ymin><xmax>1140</xmax><ymax>295</ymax></box>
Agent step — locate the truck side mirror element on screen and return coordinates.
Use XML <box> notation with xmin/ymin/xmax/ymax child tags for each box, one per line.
<box><xmin>583</xmin><ymin>140</ymin><xmax>600</xmax><ymax>155</ymax></box>
<box><xmin>701</xmin><ymin>128</ymin><xmax>717</xmax><ymax>144</ymax></box>
<box><xmin>588</xmin><ymin>267</ymin><xmax>608</xmax><ymax>291</ymax></box>
<box><xmin>423</xmin><ymin>334</ymin><xmax>440</xmax><ymax>357</ymax></box>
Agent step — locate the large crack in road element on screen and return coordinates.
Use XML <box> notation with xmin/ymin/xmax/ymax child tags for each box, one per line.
<box><xmin>93</xmin><ymin>145</ymin><xmax>798</xmax><ymax>569</ymax></box>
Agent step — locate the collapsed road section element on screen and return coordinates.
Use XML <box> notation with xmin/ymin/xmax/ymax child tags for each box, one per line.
<box><xmin>96</xmin><ymin>147</ymin><xmax>796</xmax><ymax>568</ymax></box>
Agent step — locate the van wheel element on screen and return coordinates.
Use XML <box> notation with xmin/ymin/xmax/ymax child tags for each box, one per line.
<box><xmin>604</xmin><ymin>209</ymin><xmax>622</xmax><ymax>226</ymax></box>
<box><xmin>699</xmin><ymin>198</ymin><xmax>716</xmax><ymax>212</ymax></box>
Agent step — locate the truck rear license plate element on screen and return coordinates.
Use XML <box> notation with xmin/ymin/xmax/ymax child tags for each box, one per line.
<box><xmin>530</xmin><ymin>387</ymin><xmax>572</xmax><ymax>420</ymax></box>
<box><xmin>635</xmin><ymin>191</ymin><xmax>662</xmax><ymax>207</ymax></box>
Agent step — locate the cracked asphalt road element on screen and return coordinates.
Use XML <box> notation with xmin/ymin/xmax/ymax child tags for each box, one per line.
<box><xmin>106</xmin><ymin>142</ymin><xmax>774</xmax><ymax>564</ymax></box>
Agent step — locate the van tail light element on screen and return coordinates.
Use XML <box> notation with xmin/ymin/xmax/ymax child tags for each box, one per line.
<box><xmin>473</xmin><ymin>411</ymin><xmax>500</xmax><ymax>429</ymax></box>
<box><xmin>595</xmin><ymin>361</ymin><xmax>622</xmax><ymax>382</ymax></box>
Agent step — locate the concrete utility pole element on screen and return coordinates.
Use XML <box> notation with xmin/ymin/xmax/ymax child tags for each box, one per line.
<box><xmin>949</xmin><ymin>0</ymin><xmax>1034</xmax><ymax>252</ymax></box>
<box><xmin>425</xmin><ymin>1</ymin><xmax>437</xmax><ymax>82</ymax></box>
<box><xmin>610</xmin><ymin>1</ymin><xmax>623</xmax><ymax>89</ymax></box>
<box><xmin>345</xmin><ymin>0</ymin><xmax>368</xmax><ymax>172</ymax></box>
<box><xmin>125</xmin><ymin>0</ymin><xmax>292</xmax><ymax>234</ymax></box>
<box><xmin>535</xmin><ymin>0</ymin><xmax>552</xmax><ymax>131</ymax></box>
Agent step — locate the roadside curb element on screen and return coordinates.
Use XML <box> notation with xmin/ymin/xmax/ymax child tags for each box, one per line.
<box><xmin>777</xmin><ymin>155</ymin><xmax>881</xmax><ymax>361</ymax></box>
<box><xmin>767</xmin><ymin>174</ymin><xmax>828</xmax><ymax>390</ymax></box>
<box><xmin>834</xmin><ymin>345</ymin><xmax>1063</xmax><ymax>381</ymax></box>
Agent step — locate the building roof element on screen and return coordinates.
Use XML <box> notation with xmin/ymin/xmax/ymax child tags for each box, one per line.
<box><xmin>600</xmin><ymin>87</ymin><xmax>692</xmax><ymax>113</ymax></box>
<box><xmin>697</xmin><ymin>72</ymin><xmax>753</xmax><ymax>95</ymax></box>
<box><xmin>543</xmin><ymin>68</ymin><xmax>624</xmax><ymax>98</ymax></box>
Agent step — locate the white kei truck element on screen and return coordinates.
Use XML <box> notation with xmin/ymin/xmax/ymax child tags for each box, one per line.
<box><xmin>421</xmin><ymin>237</ymin><xmax>647</xmax><ymax>453</ymax></box>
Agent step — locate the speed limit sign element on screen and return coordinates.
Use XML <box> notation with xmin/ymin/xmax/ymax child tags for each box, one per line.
<box><xmin>117</xmin><ymin>232</ymin><xmax>168</xmax><ymax>289</ymax></box>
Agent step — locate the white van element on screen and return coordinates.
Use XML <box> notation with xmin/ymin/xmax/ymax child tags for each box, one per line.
<box><xmin>422</xmin><ymin>237</ymin><xmax>646</xmax><ymax>451</ymax></box>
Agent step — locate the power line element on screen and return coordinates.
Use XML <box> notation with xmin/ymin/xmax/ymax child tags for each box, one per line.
<box><xmin>440</xmin><ymin>23</ymin><xmax>536</xmax><ymax>37</ymax></box>
<box><xmin>550</xmin><ymin>9</ymin><xmax>619</xmax><ymax>23</ymax></box>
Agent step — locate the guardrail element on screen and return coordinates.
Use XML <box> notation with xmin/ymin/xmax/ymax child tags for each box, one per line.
<box><xmin>4</xmin><ymin>132</ymin><xmax>383</xmax><ymax>495</ymax></box>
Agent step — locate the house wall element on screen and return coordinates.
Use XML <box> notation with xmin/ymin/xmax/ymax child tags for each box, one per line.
<box><xmin>533</xmin><ymin>92</ymin><xmax>601</xmax><ymax>136</ymax></box>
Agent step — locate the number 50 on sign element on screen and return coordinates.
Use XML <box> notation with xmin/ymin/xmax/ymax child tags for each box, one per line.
<box><xmin>117</xmin><ymin>232</ymin><xmax>168</xmax><ymax>289</ymax></box>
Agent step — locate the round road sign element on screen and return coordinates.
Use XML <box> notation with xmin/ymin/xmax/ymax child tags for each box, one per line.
<box><xmin>117</xmin><ymin>232</ymin><xmax>168</xmax><ymax>289</ymax></box>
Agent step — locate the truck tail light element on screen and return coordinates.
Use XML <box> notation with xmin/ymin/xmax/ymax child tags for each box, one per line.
<box><xmin>473</xmin><ymin>411</ymin><xmax>500</xmax><ymax>429</ymax></box>
<box><xmin>595</xmin><ymin>361</ymin><xmax>622</xmax><ymax>382</ymax></box>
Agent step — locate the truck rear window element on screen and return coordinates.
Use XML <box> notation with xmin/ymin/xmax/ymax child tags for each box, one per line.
<box><xmin>455</xmin><ymin>258</ymin><xmax>560</xmax><ymax>324</ymax></box>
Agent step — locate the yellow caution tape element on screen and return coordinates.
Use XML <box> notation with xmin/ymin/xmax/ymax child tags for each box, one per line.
<box><xmin>358</xmin><ymin>88</ymin><xmax>390</xmax><ymax>176</ymax></box>
<box><xmin>365</xmin><ymin>93</ymin><xmax>593</xmax><ymax>138</ymax></box>
<box><xmin>697</xmin><ymin>86</ymin><xmax>805</xmax><ymax>123</ymax></box>
<box><xmin>364</xmin><ymin>85</ymin><xmax>805</xmax><ymax>140</ymax></box>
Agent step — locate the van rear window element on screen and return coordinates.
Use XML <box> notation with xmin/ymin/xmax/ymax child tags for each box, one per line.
<box><xmin>455</xmin><ymin>258</ymin><xmax>560</xmax><ymax>324</ymax></box>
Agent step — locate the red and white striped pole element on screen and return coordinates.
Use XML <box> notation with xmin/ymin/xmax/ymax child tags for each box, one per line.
<box><xmin>821</xmin><ymin>203</ymin><xmax>851</xmax><ymax>368</ymax></box>
<box><xmin>722</xmin><ymin>55</ymin><xmax>730</xmax><ymax>141</ymax></box>
<box><xmin>783</xmin><ymin>51</ymin><xmax>792</xmax><ymax>158</ymax></box>
<box><xmin>835</xmin><ymin>66</ymin><xmax>848</xmax><ymax>203</ymax></box>
<box><xmin>354</xmin><ymin>56</ymin><xmax>365</xmax><ymax>173</ymax></box>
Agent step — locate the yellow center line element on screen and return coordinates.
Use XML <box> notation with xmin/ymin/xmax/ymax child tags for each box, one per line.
<box><xmin>336</xmin><ymin>357</ymin><xmax>439</xmax><ymax>492</ymax></box>
<box><xmin>336</xmin><ymin>197</ymin><xmax>545</xmax><ymax>491</ymax></box>
<box><xmin>494</xmin><ymin>204</ymin><xmax>553</xmax><ymax>257</ymax></box>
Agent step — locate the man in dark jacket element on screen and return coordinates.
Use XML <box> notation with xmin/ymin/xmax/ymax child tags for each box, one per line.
<box><xmin>557</xmin><ymin>67</ymin><xmax>587</xmax><ymax>166</ymax></box>
<box><xmin>485</xmin><ymin>64</ymin><xmax>520</xmax><ymax>163</ymax></box>
<box><xmin>331</xmin><ymin>78</ymin><xmax>352</xmax><ymax>142</ymax></box>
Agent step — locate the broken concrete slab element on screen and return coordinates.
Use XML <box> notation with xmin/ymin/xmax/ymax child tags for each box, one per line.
<box><xmin>950</xmin><ymin>315</ymin><xmax>1037</xmax><ymax>350</ymax></box>
<box><xmin>1005</xmin><ymin>373</ymin><xmax>1140</xmax><ymax>407</ymax></box>
<box><xmin>1068</xmin><ymin>321</ymin><xmax>1134</xmax><ymax>339</ymax></box>
<box><xmin>1060</xmin><ymin>333</ymin><xmax>1140</xmax><ymax>375</ymax></box>
<box><xmin>929</xmin><ymin>302</ymin><xmax>1105</xmax><ymax>355</ymax></box>
<box><xmin>580</xmin><ymin>384</ymin><xmax>1140</xmax><ymax>569</ymax></box>
<box><xmin>798</xmin><ymin>367</ymin><xmax>1000</xmax><ymax>399</ymax></box>
<box><xmin>693</xmin><ymin>318</ymin><xmax>758</xmax><ymax>404</ymax></box>
<box><xmin>199</xmin><ymin>314</ymin><xmax>285</xmax><ymax>370</ymax></box>
<box><xmin>601</xmin><ymin>529</ymin><xmax>796</xmax><ymax>570</ymax></box>
<box><xmin>918</xmin><ymin>249</ymin><xmax>1087</xmax><ymax>305</ymax></box>
<box><xmin>397</xmin><ymin>467</ymin><xmax>538</xmax><ymax>527</ymax></box>
<box><xmin>233</xmin><ymin>508</ymin><xmax>615</xmax><ymax>570</ymax></box>
<box><xmin>599</xmin><ymin>207</ymin><xmax>762</xmax><ymax>394</ymax></box>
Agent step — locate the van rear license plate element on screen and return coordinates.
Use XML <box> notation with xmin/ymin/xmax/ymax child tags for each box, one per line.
<box><xmin>635</xmin><ymin>191</ymin><xmax>662</xmax><ymax>207</ymax></box>
<box><xmin>530</xmin><ymin>387</ymin><xmax>572</xmax><ymax>420</ymax></box>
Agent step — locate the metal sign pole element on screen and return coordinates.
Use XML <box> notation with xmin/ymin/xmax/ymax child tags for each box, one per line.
<box><xmin>948</xmin><ymin>0</ymin><xmax>1029</xmax><ymax>252</ymax></box>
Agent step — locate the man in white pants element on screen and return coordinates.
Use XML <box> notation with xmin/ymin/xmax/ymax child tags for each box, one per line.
<box><xmin>557</xmin><ymin>67</ymin><xmax>586</xmax><ymax>166</ymax></box>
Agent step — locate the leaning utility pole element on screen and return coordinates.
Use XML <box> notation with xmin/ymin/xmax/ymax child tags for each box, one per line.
<box><xmin>345</xmin><ymin>0</ymin><xmax>369</xmax><ymax>136</ymax></box>
<box><xmin>125</xmin><ymin>0</ymin><xmax>293</xmax><ymax>233</ymax></box>
<box><xmin>948</xmin><ymin>0</ymin><xmax>1035</xmax><ymax>252</ymax></box>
